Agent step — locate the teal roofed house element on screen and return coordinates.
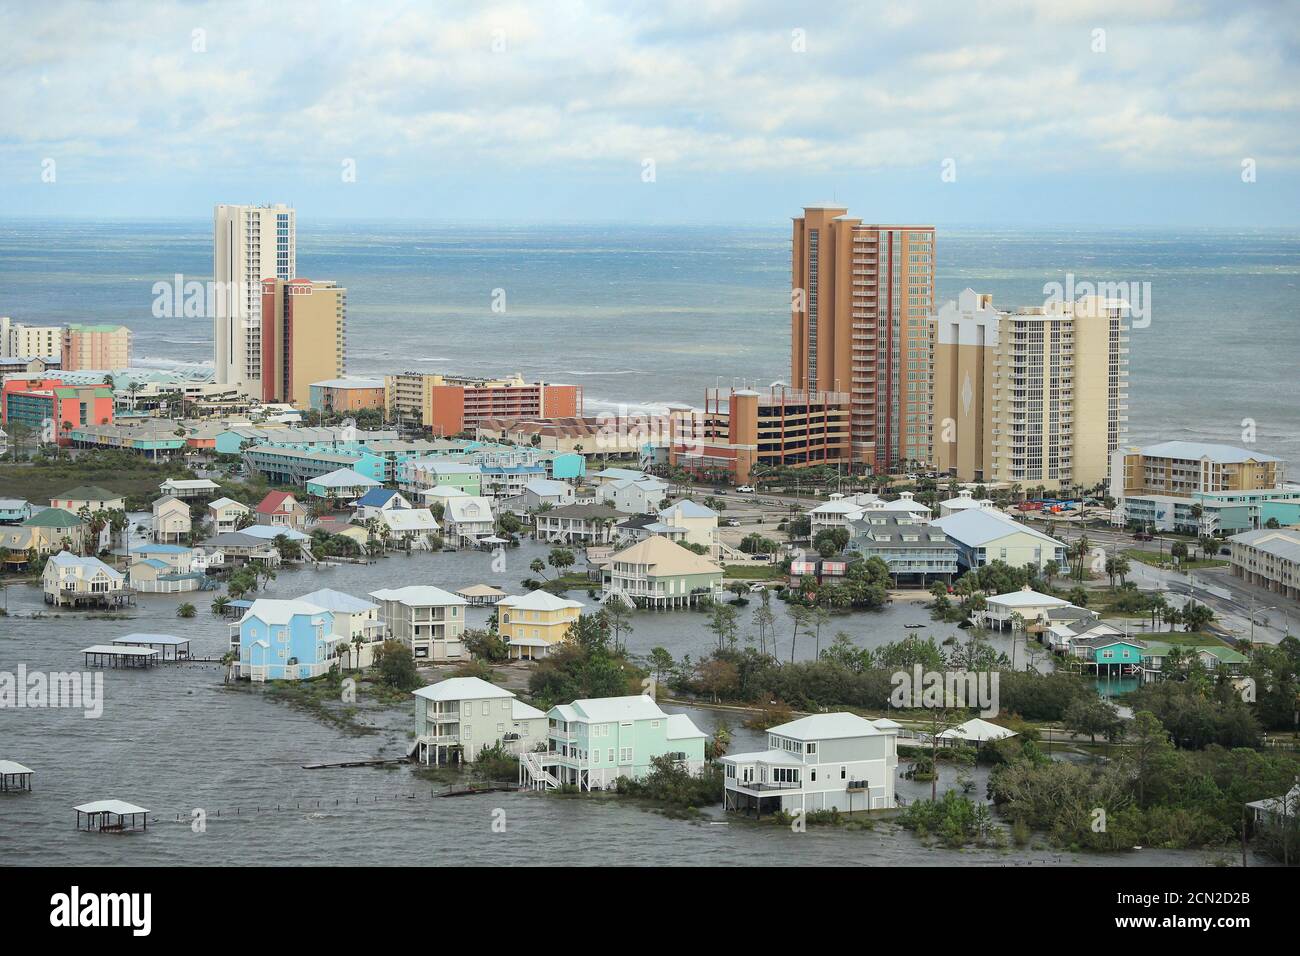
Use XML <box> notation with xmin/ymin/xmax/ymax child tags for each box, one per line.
<box><xmin>519</xmin><ymin>694</ymin><xmax>707</xmax><ymax>791</ymax></box>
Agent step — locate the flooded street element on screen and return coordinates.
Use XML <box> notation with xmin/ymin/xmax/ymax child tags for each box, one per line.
<box><xmin>0</xmin><ymin>544</ymin><xmax>1242</xmax><ymax>866</ymax></box>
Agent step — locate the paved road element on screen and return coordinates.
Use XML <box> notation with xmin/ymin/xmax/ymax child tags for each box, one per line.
<box><xmin>1046</xmin><ymin>523</ymin><xmax>1295</xmax><ymax>645</ymax></box>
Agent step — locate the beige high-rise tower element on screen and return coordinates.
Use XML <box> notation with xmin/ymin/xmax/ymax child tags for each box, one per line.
<box><xmin>213</xmin><ymin>203</ymin><xmax>296</xmax><ymax>397</ymax></box>
<box><xmin>791</xmin><ymin>205</ymin><xmax>934</xmax><ymax>473</ymax></box>
<box><xmin>932</xmin><ymin>289</ymin><xmax>1130</xmax><ymax>489</ymax></box>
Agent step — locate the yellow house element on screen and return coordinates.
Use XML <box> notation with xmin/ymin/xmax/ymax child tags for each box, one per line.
<box><xmin>496</xmin><ymin>590</ymin><xmax>585</xmax><ymax>660</ymax></box>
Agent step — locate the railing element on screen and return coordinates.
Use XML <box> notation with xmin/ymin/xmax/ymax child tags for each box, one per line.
<box><xmin>728</xmin><ymin>778</ymin><xmax>801</xmax><ymax>792</ymax></box>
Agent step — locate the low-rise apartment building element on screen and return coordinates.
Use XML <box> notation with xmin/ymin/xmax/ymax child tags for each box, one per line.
<box><xmin>1228</xmin><ymin>527</ymin><xmax>1300</xmax><ymax>602</ymax></box>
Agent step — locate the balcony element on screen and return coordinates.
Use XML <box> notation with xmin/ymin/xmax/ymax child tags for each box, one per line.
<box><xmin>727</xmin><ymin>778</ymin><xmax>802</xmax><ymax>792</ymax></box>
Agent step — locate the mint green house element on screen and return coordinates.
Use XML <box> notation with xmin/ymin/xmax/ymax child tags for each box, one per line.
<box><xmin>1082</xmin><ymin>637</ymin><xmax>1145</xmax><ymax>674</ymax></box>
<box><xmin>519</xmin><ymin>695</ymin><xmax>707</xmax><ymax>791</ymax></box>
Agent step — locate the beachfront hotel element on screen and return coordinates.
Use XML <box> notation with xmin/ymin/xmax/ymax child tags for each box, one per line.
<box><xmin>60</xmin><ymin>324</ymin><xmax>131</xmax><ymax>371</ymax></box>
<box><xmin>931</xmin><ymin>288</ymin><xmax>1130</xmax><ymax>488</ymax></box>
<box><xmin>213</xmin><ymin>202</ymin><xmax>296</xmax><ymax>398</ymax></box>
<box><xmin>1</xmin><ymin>377</ymin><xmax>114</xmax><ymax>445</ymax></box>
<box><xmin>668</xmin><ymin>385</ymin><xmax>851</xmax><ymax>484</ymax></box>
<box><xmin>1109</xmin><ymin>440</ymin><xmax>1295</xmax><ymax>534</ymax></box>
<box><xmin>384</xmin><ymin>372</ymin><xmax>582</xmax><ymax>436</ymax></box>
<box><xmin>791</xmin><ymin>205</ymin><xmax>935</xmax><ymax>473</ymax></box>
<box><xmin>0</xmin><ymin>316</ymin><xmax>62</xmax><ymax>359</ymax></box>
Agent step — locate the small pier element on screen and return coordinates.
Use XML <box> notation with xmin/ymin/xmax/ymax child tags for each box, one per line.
<box><xmin>302</xmin><ymin>757</ymin><xmax>407</xmax><ymax>770</ymax></box>
<box><xmin>436</xmin><ymin>784</ymin><xmax>516</xmax><ymax>798</ymax></box>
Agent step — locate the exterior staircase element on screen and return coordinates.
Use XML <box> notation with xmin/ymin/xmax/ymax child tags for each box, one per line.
<box><xmin>519</xmin><ymin>751</ymin><xmax>561</xmax><ymax>790</ymax></box>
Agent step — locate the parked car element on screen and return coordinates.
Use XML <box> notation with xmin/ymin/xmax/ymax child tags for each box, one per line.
<box><xmin>725</xmin><ymin>518</ymin><xmax>741</xmax><ymax>527</ymax></box>
<box><xmin>1134</xmin><ymin>532</ymin><xmax>1154</xmax><ymax>541</ymax></box>
<box><xmin>736</xmin><ymin>485</ymin><xmax>754</xmax><ymax>493</ymax></box>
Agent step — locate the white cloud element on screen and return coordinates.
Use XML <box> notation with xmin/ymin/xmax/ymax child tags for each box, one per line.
<box><xmin>0</xmin><ymin>0</ymin><xmax>1296</xmax><ymax>189</ymax></box>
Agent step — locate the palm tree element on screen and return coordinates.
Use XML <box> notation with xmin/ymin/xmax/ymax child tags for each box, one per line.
<box><xmin>211</xmin><ymin>595</ymin><xmax>231</xmax><ymax>617</ymax></box>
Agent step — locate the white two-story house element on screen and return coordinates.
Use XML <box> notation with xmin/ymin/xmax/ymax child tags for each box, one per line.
<box><xmin>720</xmin><ymin>713</ymin><xmax>898</xmax><ymax>817</ymax></box>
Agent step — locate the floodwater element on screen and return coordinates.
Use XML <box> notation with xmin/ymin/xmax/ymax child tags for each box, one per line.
<box><xmin>0</xmin><ymin>543</ymin><xmax>1247</xmax><ymax>866</ymax></box>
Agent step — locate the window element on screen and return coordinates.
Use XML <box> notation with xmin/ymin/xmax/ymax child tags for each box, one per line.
<box><xmin>482</xmin><ymin>701</ymin><xmax>490</xmax><ymax>716</ymax></box>
<box><xmin>618</xmin><ymin>747</ymin><xmax>633</xmax><ymax>764</ymax></box>
<box><xmin>805</xmin><ymin>742</ymin><xmax>817</xmax><ymax>755</ymax></box>
<box><xmin>841</xmin><ymin>766</ymin><xmax>846</xmax><ymax>779</ymax></box>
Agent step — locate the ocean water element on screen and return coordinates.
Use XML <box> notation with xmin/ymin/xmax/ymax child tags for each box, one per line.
<box><xmin>0</xmin><ymin>219</ymin><xmax>1296</xmax><ymax>464</ymax></box>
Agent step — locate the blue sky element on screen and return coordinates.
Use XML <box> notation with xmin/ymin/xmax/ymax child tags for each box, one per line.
<box><xmin>2</xmin><ymin>0</ymin><xmax>1297</xmax><ymax>225</ymax></box>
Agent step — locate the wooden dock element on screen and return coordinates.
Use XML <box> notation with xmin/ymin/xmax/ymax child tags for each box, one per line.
<box><xmin>436</xmin><ymin>784</ymin><xmax>517</xmax><ymax>798</ymax></box>
<box><xmin>302</xmin><ymin>758</ymin><xmax>407</xmax><ymax>770</ymax></box>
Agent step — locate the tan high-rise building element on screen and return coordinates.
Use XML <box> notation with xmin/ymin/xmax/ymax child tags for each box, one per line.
<box><xmin>932</xmin><ymin>290</ymin><xmax>999</xmax><ymax>481</ymax></box>
<box><xmin>791</xmin><ymin>206</ymin><xmax>934</xmax><ymax>473</ymax></box>
<box><xmin>259</xmin><ymin>278</ymin><xmax>346</xmax><ymax>409</ymax></box>
<box><xmin>61</xmin><ymin>324</ymin><xmax>132</xmax><ymax>371</ymax></box>
<box><xmin>932</xmin><ymin>289</ymin><xmax>1129</xmax><ymax>489</ymax></box>
<box><xmin>214</xmin><ymin>203</ymin><xmax>296</xmax><ymax>397</ymax></box>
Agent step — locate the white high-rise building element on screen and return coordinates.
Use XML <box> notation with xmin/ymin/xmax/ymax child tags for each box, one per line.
<box><xmin>213</xmin><ymin>203</ymin><xmax>296</xmax><ymax>395</ymax></box>
<box><xmin>0</xmin><ymin>316</ymin><xmax>64</xmax><ymax>358</ymax></box>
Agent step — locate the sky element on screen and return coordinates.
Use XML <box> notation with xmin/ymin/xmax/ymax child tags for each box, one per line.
<box><xmin>1</xmin><ymin>0</ymin><xmax>1298</xmax><ymax>225</ymax></box>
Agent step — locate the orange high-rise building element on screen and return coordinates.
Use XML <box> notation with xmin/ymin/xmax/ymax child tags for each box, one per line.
<box><xmin>259</xmin><ymin>278</ymin><xmax>347</xmax><ymax>408</ymax></box>
<box><xmin>791</xmin><ymin>205</ymin><xmax>935</xmax><ymax>474</ymax></box>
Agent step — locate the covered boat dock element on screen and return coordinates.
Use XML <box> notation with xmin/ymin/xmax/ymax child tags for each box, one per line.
<box><xmin>0</xmin><ymin>760</ymin><xmax>33</xmax><ymax>792</ymax></box>
<box><xmin>112</xmin><ymin>633</ymin><xmax>192</xmax><ymax>661</ymax></box>
<box><xmin>81</xmin><ymin>644</ymin><xmax>160</xmax><ymax>669</ymax></box>
<box><xmin>74</xmin><ymin>799</ymin><xmax>150</xmax><ymax>832</ymax></box>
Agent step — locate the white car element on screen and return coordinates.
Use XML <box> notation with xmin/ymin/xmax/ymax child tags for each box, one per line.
<box><xmin>736</xmin><ymin>485</ymin><xmax>754</xmax><ymax>493</ymax></box>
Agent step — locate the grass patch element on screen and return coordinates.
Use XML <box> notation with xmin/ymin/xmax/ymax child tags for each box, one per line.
<box><xmin>0</xmin><ymin>451</ymin><xmax>190</xmax><ymax>506</ymax></box>
<box><xmin>1121</xmin><ymin>548</ymin><xmax>1228</xmax><ymax>571</ymax></box>
<box><xmin>542</xmin><ymin>573</ymin><xmax>596</xmax><ymax>592</ymax></box>
<box><xmin>723</xmin><ymin>564</ymin><xmax>783</xmax><ymax>580</ymax></box>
